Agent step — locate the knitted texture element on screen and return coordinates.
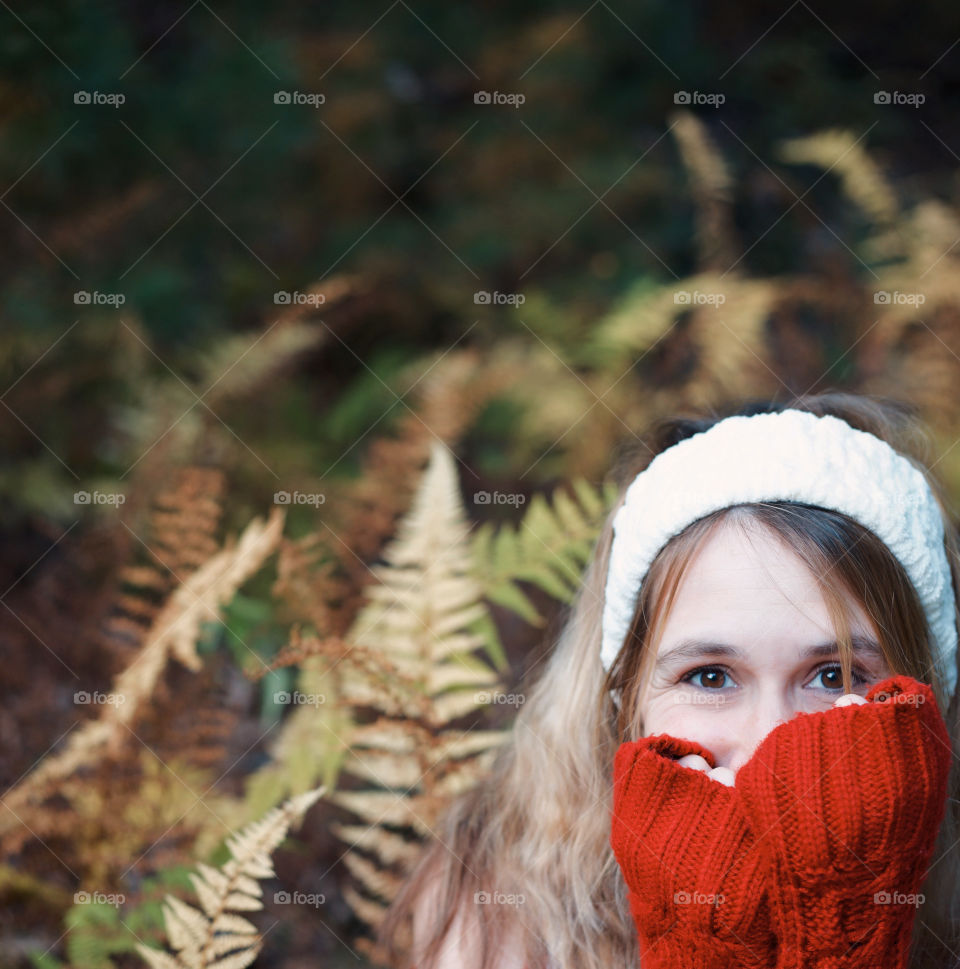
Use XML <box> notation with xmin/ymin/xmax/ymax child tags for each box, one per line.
<box><xmin>736</xmin><ymin>675</ymin><xmax>951</xmax><ymax>969</ymax></box>
<box><xmin>611</xmin><ymin>733</ymin><xmax>777</xmax><ymax>968</ymax></box>
<box><xmin>611</xmin><ymin>676</ymin><xmax>951</xmax><ymax>969</ymax></box>
<box><xmin>599</xmin><ymin>410</ymin><xmax>957</xmax><ymax>695</ymax></box>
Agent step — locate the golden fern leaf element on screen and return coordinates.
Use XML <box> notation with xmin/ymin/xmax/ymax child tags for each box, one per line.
<box><xmin>193</xmin><ymin>322</ymin><xmax>326</xmax><ymax>405</ymax></box>
<box><xmin>778</xmin><ymin>128</ymin><xmax>900</xmax><ymax>225</ymax></box>
<box><xmin>241</xmin><ymin>352</ymin><xmax>520</xmax><ymax>822</ymax></box>
<box><xmin>341</xmin><ymin>439</ymin><xmax>502</xmax><ymax>721</ymax></box>
<box><xmin>669</xmin><ymin>109</ymin><xmax>739</xmax><ymax>273</ymax></box>
<box><xmin>136</xmin><ymin>785</ymin><xmax>325</xmax><ymax>969</ymax></box>
<box><xmin>323</xmin><ymin>440</ymin><xmax>512</xmax><ymax>955</ymax></box>
<box><xmin>472</xmin><ymin>476</ymin><xmax>618</xmax><ymax>625</ymax></box>
<box><xmin>592</xmin><ymin>271</ymin><xmax>783</xmax><ymax>407</ymax></box>
<box><xmin>903</xmin><ymin>199</ymin><xmax>960</xmax><ymax>269</ymax></box>
<box><xmin>777</xmin><ymin>128</ymin><xmax>905</xmax><ymax>262</ymax></box>
<box><xmin>685</xmin><ymin>273</ymin><xmax>782</xmax><ymax>405</ymax></box>
<box><xmin>0</xmin><ymin>508</ymin><xmax>285</xmax><ymax>842</ymax></box>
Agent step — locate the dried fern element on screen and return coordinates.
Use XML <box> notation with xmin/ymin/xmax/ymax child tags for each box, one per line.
<box><xmin>592</xmin><ymin>271</ymin><xmax>783</xmax><ymax>407</ymax></box>
<box><xmin>0</xmin><ymin>508</ymin><xmax>285</xmax><ymax>842</ymax></box>
<box><xmin>669</xmin><ymin>109</ymin><xmax>738</xmax><ymax>273</ymax></box>
<box><xmin>135</xmin><ymin>785</ymin><xmax>325</xmax><ymax>969</ymax></box>
<box><xmin>105</xmin><ymin>466</ymin><xmax>226</xmax><ymax>655</ymax></box>
<box><xmin>241</xmin><ymin>349</ymin><xmax>512</xmax><ymax>818</ymax></box>
<box><xmin>777</xmin><ymin>128</ymin><xmax>905</xmax><ymax>262</ymax></box>
<box><xmin>325</xmin><ymin>440</ymin><xmax>511</xmax><ymax>962</ymax></box>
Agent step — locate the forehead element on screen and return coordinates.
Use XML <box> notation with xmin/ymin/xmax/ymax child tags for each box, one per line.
<box><xmin>654</xmin><ymin>517</ymin><xmax>873</xmax><ymax>646</ymax></box>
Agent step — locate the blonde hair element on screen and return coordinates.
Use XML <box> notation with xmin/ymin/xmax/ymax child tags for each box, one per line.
<box><xmin>377</xmin><ymin>391</ymin><xmax>960</xmax><ymax>969</ymax></box>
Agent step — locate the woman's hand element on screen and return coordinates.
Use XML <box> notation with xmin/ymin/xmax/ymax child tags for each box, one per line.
<box><xmin>734</xmin><ymin>674</ymin><xmax>951</xmax><ymax>969</ymax></box>
<box><xmin>611</xmin><ymin>733</ymin><xmax>777</xmax><ymax>969</ymax></box>
<box><xmin>675</xmin><ymin>752</ymin><xmax>736</xmax><ymax>786</ymax></box>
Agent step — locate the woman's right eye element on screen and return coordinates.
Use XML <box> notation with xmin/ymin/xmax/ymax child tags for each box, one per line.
<box><xmin>680</xmin><ymin>665</ymin><xmax>733</xmax><ymax>690</ymax></box>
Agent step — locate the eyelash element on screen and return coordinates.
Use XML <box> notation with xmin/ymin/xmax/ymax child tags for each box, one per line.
<box><xmin>679</xmin><ymin>662</ymin><xmax>870</xmax><ymax>691</ymax></box>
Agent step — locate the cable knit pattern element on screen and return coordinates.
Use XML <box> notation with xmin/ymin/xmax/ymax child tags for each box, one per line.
<box><xmin>735</xmin><ymin>675</ymin><xmax>951</xmax><ymax>969</ymax></box>
<box><xmin>612</xmin><ymin>676</ymin><xmax>951</xmax><ymax>969</ymax></box>
<box><xmin>599</xmin><ymin>410</ymin><xmax>957</xmax><ymax>695</ymax></box>
<box><xmin>611</xmin><ymin>733</ymin><xmax>778</xmax><ymax>968</ymax></box>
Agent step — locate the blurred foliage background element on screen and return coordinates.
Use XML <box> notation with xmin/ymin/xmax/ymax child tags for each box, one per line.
<box><xmin>4</xmin><ymin>1</ymin><xmax>960</xmax><ymax>966</ymax></box>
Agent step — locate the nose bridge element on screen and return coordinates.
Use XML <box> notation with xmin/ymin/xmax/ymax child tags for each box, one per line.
<box><xmin>732</xmin><ymin>684</ymin><xmax>797</xmax><ymax>771</ymax></box>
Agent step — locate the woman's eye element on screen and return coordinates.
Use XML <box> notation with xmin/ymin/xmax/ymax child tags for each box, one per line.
<box><xmin>810</xmin><ymin>663</ymin><xmax>868</xmax><ymax>691</ymax></box>
<box><xmin>680</xmin><ymin>666</ymin><xmax>731</xmax><ymax>690</ymax></box>
<box><xmin>679</xmin><ymin>663</ymin><xmax>870</xmax><ymax>692</ymax></box>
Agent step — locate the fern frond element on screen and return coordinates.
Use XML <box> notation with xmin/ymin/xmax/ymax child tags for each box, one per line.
<box><xmin>321</xmin><ymin>441</ymin><xmax>512</xmax><ymax>957</ymax></box>
<box><xmin>777</xmin><ymin>128</ymin><xmax>905</xmax><ymax>262</ymax></box>
<box><xmin>778</xmin><ymin>128</ymin><xmax>900</xmax><ymax>226</ymax></box>
<box><xmin>0</xmin><ymin>508</ymin><xmax>285</xmax><ymax>841</ymax></box>
<box><xmin>136</xmin><ymin>786</ymin><xmax>324</xmax><ymax>969</ymax></box>
<box><xmin>669</xmin><ymin>109</ymin><xmax>739</xmax><ymax>273</ymax></box>
<box><xmin>472</xmin><ymin>477</ymin><xmax>618</xmax><ymax>625</ymax></box>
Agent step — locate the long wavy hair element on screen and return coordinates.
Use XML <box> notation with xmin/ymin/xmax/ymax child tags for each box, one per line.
<box><xmin>376</xmin><ymin>391</ymin><xmax>960</xmax><ymax>969</ymax></box>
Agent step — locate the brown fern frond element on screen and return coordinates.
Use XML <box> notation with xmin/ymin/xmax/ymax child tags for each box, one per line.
<box><xmin>0</xmin><ymin>508</ymin><xmax>285</xmax><ymax>846</ymax></box>
<box><xmin>48</xmin><ymin>179</ymin><xmax>164</xmax><ymax>253</ymax></box>
<box><xmin>104</xmin><ymin>467</ymin><xmax>226</xmax><ymax>658</ymax></box>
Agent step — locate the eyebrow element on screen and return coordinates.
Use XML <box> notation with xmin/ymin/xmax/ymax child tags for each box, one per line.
<box><xmin>655</xmin><ymin>634</ymin><xmax>884</xmax><ymax>669</ymax></box>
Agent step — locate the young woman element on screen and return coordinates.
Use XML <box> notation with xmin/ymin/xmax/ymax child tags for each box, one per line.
<box><xmin>377</xmin><ymin>391</ymin><xmax>960</xmax><ymax>969</ymax></box>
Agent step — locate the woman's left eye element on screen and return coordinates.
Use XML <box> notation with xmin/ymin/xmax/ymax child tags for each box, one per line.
<box><xmin>809</xmin><ymin>663</ymin><xmax>868</xmax><ymax>691</ymax></box>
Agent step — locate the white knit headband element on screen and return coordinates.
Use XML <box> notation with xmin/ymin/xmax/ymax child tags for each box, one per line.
<box><xmin>601</xmin><ymin>409</ymin><xmax>958</xmax><ymax>695</ymax></box>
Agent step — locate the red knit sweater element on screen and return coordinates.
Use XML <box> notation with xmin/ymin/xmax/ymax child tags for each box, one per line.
<box><xmin>610</xmin><ymin>675</ymin><xmax>952</xmax><ymax>969</ymax></box>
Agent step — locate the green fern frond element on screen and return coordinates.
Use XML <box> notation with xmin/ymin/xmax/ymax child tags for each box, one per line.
<box><xmin>135</xmin><ymin>786</ymin><xmax>324</xmax><ymax>969</ymax></box>
<box><xmin>472</xmin><ymin>477</ymin><xmax>618</xmax><ymax>625</ymax></box>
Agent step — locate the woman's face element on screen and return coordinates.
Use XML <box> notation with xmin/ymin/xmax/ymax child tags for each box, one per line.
<box><xmin>638</xmin><ymin>519</ymin><xmax>892</xmax><ymax>776</ymax></box>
